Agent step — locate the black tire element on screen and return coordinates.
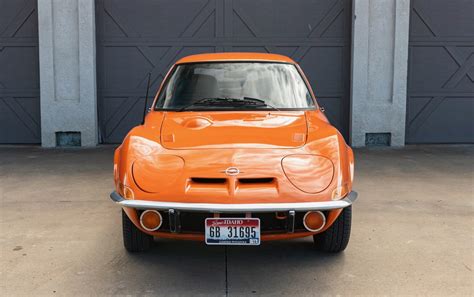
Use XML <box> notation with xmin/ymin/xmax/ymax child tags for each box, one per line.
<box><xmin>313</xmin><ymin>206</ymin><xmax>352</xmax><ymax>253</ymax></box>
<box><xmin>122</xmin><ymin>210</ymin><xmax>153</xmax><ymax>252</ymax></box>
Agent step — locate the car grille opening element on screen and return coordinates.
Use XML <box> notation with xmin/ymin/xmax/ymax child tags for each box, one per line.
<box><xmin>191</xmin><ymin>178</ymin><xmax>227</xmax><ymax>184</ymax></box>
<box><xmin>153</xmin><ymin>210</ymin><xmax>325</xmax><ymax>234</ymax></box>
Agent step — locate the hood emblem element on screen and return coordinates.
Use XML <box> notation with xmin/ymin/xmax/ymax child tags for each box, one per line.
<box><xmin>223</xmin><ymin>167</ymin><xmax>240</xmax><ymax>176</ymax></box>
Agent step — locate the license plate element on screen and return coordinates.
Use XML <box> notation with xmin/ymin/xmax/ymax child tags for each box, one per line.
<box><xmin>205</xmin><ymin>218</ymin><xmax>260</xmax><ymax>245</ymax></box>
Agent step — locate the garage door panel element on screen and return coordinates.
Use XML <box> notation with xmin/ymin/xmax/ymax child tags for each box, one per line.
<box><xmin>406</xmin><ymin>97</ymin><xmax>474</xmax><ymax>143</ymax></box>
<box><xmin>102</xmin><ymin>8</ymin><xmax>127</xmax><ymax>38</ymax></box>
<box><xmin>410</xmin><ymin>9</ymin><xmax>434</xmax><ymax>38</ymax></box>
<box><xmin>299</xmin><ymin>47</ymin><xmax>344</xmax><ymax>92</ymax></box>
<box><xmin>229</xmin><ymin>46</ymin><xmax>268</xmax><ymax>52</ymax></box>
<box><xmin>406</xmin><ymin>97</ymin><xmax>431</xmax><ymax>124</ymax></box>
<box><xmin>232</xmin><ymin>0</ymin><xmax>344</xmax><ymax>38</ymax></box>
<box><xmin>408</xmin><ymin>46</ymin><xmax>474</xmax><ymax>93</ymax></box>
<box><xmin>100</xmin><ymin>45</ymin><xmax>173</xmax><ymax>91</ymax></box>
<box><xmin>102</xmin><ymin>96</ymin><xmax>146</xmax><ymax>144</ymax></box>
<box><xmin>0</xmin><ymin>96</ymin><xmax>40</xmax><ymax>143</ymax></box>
<box><xmin>0</xmin><ymin>47</ymin><xmax>39</xmax><ymax>89</ymax></box>
<box><xmin>103</xmin><ymin>46</ymin><xmax>155</xmax><ymax>89</ymax></box>
<box><xmin>101</xmin><ymin>0</ymin><xmax>211</xmax><ymax>38</ymax></box>
<box><xmin>458</xmin><ymin>75</ymin><xmax>474</xmax><ymax>90</ymax></box>
<box><xmin>0</xmin><ymin>0</ymin><xmax>37</xmax><ymax>37</ymax></box>
<box><xmin>320</xmin><ymin>8</ymin><xmax>345</xmax><ymax>38</ymax></box>
<box><xmin>409</xmin><ymin>47</ymin><xmax>460</xmax><ymax>92</ymax></box>
<box><xmin>97</xmin><ymin>0</ymin><xmax>351</xmax><ymax>143</ymax></box>
<box><xmin>407</xmin><ymin>0</ymin><xmax>474</xmax><ymax>143</ymax></box>
<box><xmin>97</xmin><ymin>45</ymin><xmax>219</xmax><ymax>142</ymax></box>
<box><xmin>0</xmin><ymin>0</ymin><xmax>40</xmax><ymax>143</ymax></box>
<box><xmin>232</xmin><ymin>14</ymin><xmax>257</xmax><ymax>38</ymax></box>
<box><xmin>11</xmin><ymin>11</ymin><xmax>38</xmax><ymax>38</ymax></box>
<box><xmin>412</xmin><ymin>0</ymin><xmax>474</xmax><ymax>38</ymax></box>
<box><xmin>192</xmin><ymin>12</ymin><xmax>217</xmax><ymax>39</ymax></box>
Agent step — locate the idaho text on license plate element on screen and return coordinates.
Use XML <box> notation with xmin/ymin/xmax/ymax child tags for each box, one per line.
<box><xmin>205</xmin><ymin>218</ymin><xmax>260</xmax><ymax>245</ymax></box>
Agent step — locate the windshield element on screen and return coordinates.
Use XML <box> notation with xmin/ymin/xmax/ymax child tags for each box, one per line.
<box><xmin>155</xmin><ymin>62</ymin><xmax>315</xmax><ymax>110</ymax></box>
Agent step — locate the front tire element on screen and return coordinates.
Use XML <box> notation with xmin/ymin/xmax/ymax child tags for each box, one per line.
<box><xmin>122</xmin><ymin>210</ymin><xmax>153</xmax><ymax>252</ymax></box>
<box><xmin>313</xmin><ymin>206</ymin><xmax>352</xmax><ymax>253</ymax></box>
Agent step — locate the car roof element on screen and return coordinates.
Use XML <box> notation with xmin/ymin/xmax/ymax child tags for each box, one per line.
<box><xmin>175</xmin><ymin>52</ymin><xmax>296</xmax><ymax>64</ymax></box>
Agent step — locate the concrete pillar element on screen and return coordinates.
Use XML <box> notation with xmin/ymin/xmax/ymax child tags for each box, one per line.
<box><xmin>350</xmin><ymin>0</ymin><xmax>410</xmax><ymax>147</ymax></box>
<box><xmin>38</xmin><ymin>0</ymin><xmax>97</xmax><ymax>147</ymax></box>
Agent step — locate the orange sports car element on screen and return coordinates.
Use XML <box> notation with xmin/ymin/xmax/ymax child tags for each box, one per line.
<box><xmin>110</xmin><ymin>52</ymin><xmax>357</xmax><ymax>252</ymax></box>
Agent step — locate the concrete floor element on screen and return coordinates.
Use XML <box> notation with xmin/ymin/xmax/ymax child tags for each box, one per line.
<box><xmin>0</xmin><ymin>145</ymin><xmax>473</xmax><ymax>296</ymax></box>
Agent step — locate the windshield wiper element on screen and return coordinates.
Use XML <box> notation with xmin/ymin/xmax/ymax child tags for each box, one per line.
<box><xmin>177</xmin><ymin>97</ymin><xmax>219</xmax><ymax>111</ymax></box>
<box><xmin>243</xmin><ymin>97</ymin><xmax>280</xmax><ymax>111</ymax></box>
<box><xmin>178</xmin><ymin>97</ymin><xmax>280</xmax><ymax>111</ymax></box>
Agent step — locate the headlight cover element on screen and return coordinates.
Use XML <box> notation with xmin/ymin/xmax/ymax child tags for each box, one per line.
<box><xmin>281</xmin><ymin>154</ymin><xmax>334</xmax><ymax>193</ymax></box>
<box><xmin>132</xmin><ymin>154</ymin><xmax>184</xmax><ymax>193</ymax></box>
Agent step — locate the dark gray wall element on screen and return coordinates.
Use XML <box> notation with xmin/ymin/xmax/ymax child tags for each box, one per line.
<box><xmin>0</xmin><ymin>0</ymin><xmax>40</xmax><ymax>144</ymax></box>
<box><xmin>96</xmin><ymin>0</ymin><xmax>352</xmax><ymax>143</ymax></box>
<box><xmin>407</xmin><ymin>0</ymin><xmax>474</xmax><ymax>143</ymax></box>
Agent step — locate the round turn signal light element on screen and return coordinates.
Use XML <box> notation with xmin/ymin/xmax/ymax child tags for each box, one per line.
<box><xmin>303</xmin><ymin>211</ymin><xmax>326</xmax><ymax>232</ymax></box>
<box><xmin>139</xmin><ymin>210</ymin><xmax>162</xmax><ymax>231</ymax></box>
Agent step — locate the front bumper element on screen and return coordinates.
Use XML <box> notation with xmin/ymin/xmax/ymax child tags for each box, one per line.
<box><xmin>109</xmin><ymin>191</ymin><xmax>357</xmax><ymax>213</ymax></box>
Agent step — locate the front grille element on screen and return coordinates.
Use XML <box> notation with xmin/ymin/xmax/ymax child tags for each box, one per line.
<box><xmin>191</xmin><ymin>178</ymin><xmax>227</xmax><ymax>184</ymax></box>
<box><xmin>238</xmin><ymin>178</ymin><xmax>274</xmax><ymax>184</ymax></box>
<box><xmin>180</xmin><ymin>212</ymin><xmax>212</xmax><ymax>232</ymax></box>
<box><xmin>145</xmin><ymin>210</ymin><xmax>313</xmax><ymax>234</ymax></box>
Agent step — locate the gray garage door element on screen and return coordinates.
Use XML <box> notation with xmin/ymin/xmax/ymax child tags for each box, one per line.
<box><xmin>0</xmin><ymin>0</ymin><xmax>40</xmax><ymax>144</ymax></box>
<box><xmin>96</xmin><ymin>0</ymin><xmax>352</xmax><ymax>143</ymax></box>
<box><xmin>407</xmin><ymin>0</ymin><xmax>474</xmax><ymax>143</ymax></box>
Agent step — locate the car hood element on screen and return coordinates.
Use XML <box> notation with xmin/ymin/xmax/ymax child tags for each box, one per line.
<box><xmin>160</xmin><ymin>111</ymin><xmax>308</xmax><ymax>149</ymax></box>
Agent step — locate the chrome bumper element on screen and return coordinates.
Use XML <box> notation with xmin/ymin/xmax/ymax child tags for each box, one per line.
<box><xmin>109</xmin><ymin>191</ymin><xmax>357</xmax><ymax>213</ymax></box>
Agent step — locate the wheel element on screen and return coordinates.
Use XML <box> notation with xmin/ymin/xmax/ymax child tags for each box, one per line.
<box><xmin>122</xmin><ymin>210</ymin><xmax>153</xmax><ymax>252</ymax></box>
<box><xmin>313</xmin><ymin>206</ymin><xmax>352</xmax><ymax>253</ymax></box>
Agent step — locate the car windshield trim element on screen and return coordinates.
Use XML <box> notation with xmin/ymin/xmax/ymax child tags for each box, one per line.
<box><xmin>153</xmin><ymin>61</ymin><xmax>317</xmax><ymax>111</ymax></box>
